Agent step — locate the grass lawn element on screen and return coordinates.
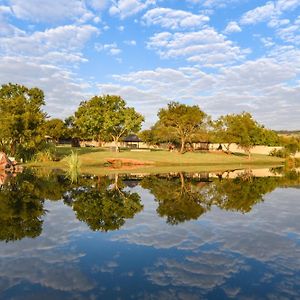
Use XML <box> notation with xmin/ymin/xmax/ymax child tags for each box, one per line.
<box><xmin>26</xmin><ymin>146</ymin><xmax>284</xmax><ymax>175</ymax></box>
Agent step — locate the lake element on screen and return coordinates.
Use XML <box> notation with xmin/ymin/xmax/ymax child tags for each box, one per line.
<box><xmin>0</xmin><ymin>168</ymin><xmax>299</xmax><ymax>299</ymax></box>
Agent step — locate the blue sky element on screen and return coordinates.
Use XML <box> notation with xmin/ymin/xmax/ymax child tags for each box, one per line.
<box><xmin>0</xmin><ymin>0</ymin><xmax>299</xmax><ymax>129</ymax></box>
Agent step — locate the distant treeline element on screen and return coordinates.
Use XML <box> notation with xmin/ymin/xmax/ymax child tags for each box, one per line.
<box><xmin>0</xmin><ymin>83</ymin><xmax>299</xmax><ymax>161</ymax></box>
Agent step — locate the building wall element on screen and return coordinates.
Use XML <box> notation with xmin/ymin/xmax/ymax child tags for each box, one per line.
<box><xmin>209</xmin><ymin>143</ymin><xmax>283</xmax><ymax>155</ymax></box>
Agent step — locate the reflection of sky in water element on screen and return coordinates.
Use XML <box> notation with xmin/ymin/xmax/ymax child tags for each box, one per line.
<box><xmin>0</xmin><ymin>185</ymin><xmax>299</xmax><ymax>299</ymax></box>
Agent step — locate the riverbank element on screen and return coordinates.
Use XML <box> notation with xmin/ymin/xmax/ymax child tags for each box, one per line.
<box><xmin>26</xmin><ymin>147</ymin><xmax>284</xmax><ymax>175</ymax></box>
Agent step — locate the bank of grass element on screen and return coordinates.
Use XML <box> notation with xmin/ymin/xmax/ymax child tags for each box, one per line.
<box><xmin>26</xmin><ymin>146</ymin><xmax>284</xmax><ymax>175</ymax></box>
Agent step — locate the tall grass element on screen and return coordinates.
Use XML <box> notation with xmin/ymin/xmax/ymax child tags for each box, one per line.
<box><xmin>65</xmin><ymin>151</ymin><xmax>81</xmax><ymax>183</ymax></box>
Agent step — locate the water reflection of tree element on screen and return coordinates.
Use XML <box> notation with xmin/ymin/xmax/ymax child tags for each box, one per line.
<box><xmin>0</xmin><ymin>171</ymin><xmax>45</xmax><ymax>242</ymax></box>
<box><xmin>67</xmin><ymin>174</ymin><xmax>143</xmax><ymax>232</ymax></box>
<box><xmin>141</xmin><ymin>171</ymin><xmax>295</xmax><ymax>224</ymax></box>
<box><xmin>211</xmin><ymin>175</ymin><xmax>279</xmax><ymax>213</ymax></box>
<box><xmin>141</xmin><ymin>173</ymin><xmax>212</xmax><ymax>225</ymax></box>
<box><xmin>0</xmin><ymin>169</ymin><xmax>79</xmax><ymax>242</ymax></box>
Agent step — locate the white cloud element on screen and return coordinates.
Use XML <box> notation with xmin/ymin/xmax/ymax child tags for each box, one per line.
<box><xmin>9</xmin><ymin>0</ymin><xmax>93</xmax><ymax>23</ymax></box>
<box><xmin>275</xmin><ymin>16</ymin><xmax>300</xmax><ymax>44</ymax></box>
<box><xmin>95</xmin><ymin>42</ymin><xmax>122</xmax><ymax>56</ymax></box>
<box><xmin>224</xmin><ymin>21</ymin><xmax>242</xmax><ymax>34</ymax></box>
<box><xmin>186</xmin><ymin>0</ymin><xmax>243</xmax><ymax>8</ymax></box>
<box><xmin>97</xmin><ymin>53</ymin><xmax>300</xmax><ymax>129</ymax></box>
<box><xmin>109</xmin><ymin>0</ymin><xmax>156</xmax><ymax>19</ymax></box>
<box><xmin>240</xmin><ymin>2</ymin><xmax>276</xmax><ymax>25</ymax></box>
<box><xmin>240</xmin><ymin>0</ymin><xmax>300</xmax><ymax>26</ymax></box>
<box><xmin>87</xmin><ymin>0</ymin><xmax>110</xmax><ymax>11</ymax></box>
<box><xmin>0</xmin><ymin>5</ymin><xmax>24</xmax><ymax>36</ymax></box>
<box><xmin>147</xmin><ymin>28</ymin><xmax>248</xmax><ymax>67</ymax></box>
<box><xmin>276</xmin><ymin>0</ymin><xmax>300</xmax><ymax>12</ymax></box>
<box><xmin>0</xmin><ymin>56</ymin><xmax>91</xmax><ymax>118</ymax></box>
<box><xmin>0</xmin><ymin>24</ymin><xmax>99</xmax><ymax>65</ymax></box>
<box><xmin>260</xmin><ymin>37</ymin><xmax>275</xmax><ymax>48</ymax></box>
<box><xmin>124</xmin><ymin>40</ymin><xmax>137</xmax><ymax>45</ymax></box>
<box><xmin>142</xmin><ymin>7</ymin><xmax>209</xmax><ymax>30</ymax></box>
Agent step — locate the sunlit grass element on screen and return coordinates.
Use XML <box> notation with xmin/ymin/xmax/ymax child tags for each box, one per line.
<box><xmin>26</xmin><ymin>146</ymin><xmax>285</xmax><ymax>176</ymax></box>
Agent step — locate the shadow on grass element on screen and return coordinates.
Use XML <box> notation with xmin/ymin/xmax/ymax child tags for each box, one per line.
<box><xmin>55</xmin><ymin>147</ymin><xmax>106</xmax><ymax>159</ymax></box>
<box><xmin>232</xmin><ymin>152</ymin><xmax>248</xmax><ymax>157</ymax></box>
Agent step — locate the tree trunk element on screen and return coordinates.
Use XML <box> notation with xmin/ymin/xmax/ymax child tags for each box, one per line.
<box><xmin>180</xmin><ymin>138</ymin><xmax>185</xmax><ymax>154</ymax></box>
<box><xmin>114</xmin><ymin>137</ymin><xmax>119</xmax><ymax>152</ymax></box>
<box><xmin>224</xmin><ymin>143</ymin><xmax>231</xmax><ymax>154</ymax></box>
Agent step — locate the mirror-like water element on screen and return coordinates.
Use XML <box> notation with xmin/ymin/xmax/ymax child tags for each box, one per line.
<box><xmin>0</xmin><ymin>168</ymin><xmax>299</xmax><ymax>299</ymax></box>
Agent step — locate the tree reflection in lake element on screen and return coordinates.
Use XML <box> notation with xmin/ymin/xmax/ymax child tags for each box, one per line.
<box><xmin>0</xmin><ymin>170</ymin><xmax>45</xmax><ymax>242</ymax></box>
<box><xmin>65</xmin><ymin>174</ymin><xmax>143</xmax><ymax>232</ymax></box>
<box><xmin>0</xmin><ymin>167</ymin><xmax>299</xmax><ymax>242</ymax></box>
<box><xmin>141</xmin><ymin>173</ymin><xmax>212</xmax><ymax>224</ymax></box>
<box><xmin>141</xmin><ymin>169</ymin><xmax>300</xmax><ymax>224</ymax></box>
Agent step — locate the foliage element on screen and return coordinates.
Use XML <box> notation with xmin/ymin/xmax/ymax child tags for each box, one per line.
<box><xmin>34</xmin><ymin>148</ymin><xmax>56</xmax><ymax>162</ymax></box>
<box><xmin>141</xmin><ymin>174</ymin><xmax>211</xmax><ymax>224</ymax></box>
<box><xmin>0</xmin><ymin>83</ymin><xmax>47</xmax><ymax>161</ymax></box>
<box><xmin>65</xmin><ymin>151</ymin><xmax>81</xmax><ymax>183</ymax></box>
<box><xmin>43</xmin><ymin>118</ymin><xmax>68</xmax><ymax>142</ymax></box>
<box><xmin>157</xmin><ymin>102</ymin><xmax>207</xmax><ymax>153</ymax></box>
<box><xmin>73</xmin><ymin>96</ymin><xmax>107</xmax><ymax>142</ymax></box>
<box><xmin>269</xmin><ymin>148</ymin><xmax>287</xmax><ymax>158</ymax></box>
<box><xmin>211</xmin><ymin>173</ymin><xmax>278</xmax><ymax>213</ymax></box>
<box><xmin>140</xmin><ymin>122</ymin><xmax>178</xmax><ymax>146</ymax></box>
<box><xmin>102</xmin><ymin>95</ymin><xmax>144</xmax><ymax>151</ymax></box>
<box><xmin>270</xmin><ymin>137</ymin><xmax>300</xmax><ymax>158</ymax></box>
<box><xmin>213</xmin><ymin>112</ymin><xmax>275</xmax><ymax>158</ymax></box>
<box><xmin>69</xmin><ymin>175</ymin><xmax>143</xmax><ymax>231</ymax></box>
<box><xmin>0</xmin><ymin>170</ymin><xmax>45</xmax><ymax>241</ymax></box>
<box><xmin>73</xmin><ymin>95</ymin><xmax>144</xmax><ymax>151</ymax></box>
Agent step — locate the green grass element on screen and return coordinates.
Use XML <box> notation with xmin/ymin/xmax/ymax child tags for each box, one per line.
<box><xmin>26</xmin><ymin>146</ymin><xmax>284</xmax><ymax>175</ymax></box>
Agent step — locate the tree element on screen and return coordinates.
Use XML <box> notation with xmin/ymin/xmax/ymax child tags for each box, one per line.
<box><xmin>158</xmin><ymin>102</ymin><xmax>207</xmax><ymax>153</ymax></box>
<box><xmin>139</xmin><ymin>122</ymin><xmax>178</xmax><ymax>147</ymax></box>
<box><xmin>43</xmin><ymin>118</ymin><xmax>67</xmax><ymax>143</ymax></box>
<box><xmin>0</xmin><ymin>83</ymin><xmax>46</xmax><ymax>160</ymax></box>
<box><xmin>213</xmin><ymin>112</ymin><xmax>269</xmax><ymax>158</ymax></box>
<box><xmin>74</xmin><ymin>96</ymin><xmax>107</xmax><ymax>144</ymax></box>
<box><xmin>74</xmin><ymin>95</ymin><xmax>144</xmax><ymax>151</ymax></box>
<box><xmin>102</xmin><ymin>95</ymin><xmax>144</xmax><ymax>152</ymax></box>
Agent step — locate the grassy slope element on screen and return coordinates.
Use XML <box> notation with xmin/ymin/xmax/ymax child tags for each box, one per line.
<box><xmin>27</xmin><ymin>147</ymin><xmax>284</xmax><ymax>175</ymax></box>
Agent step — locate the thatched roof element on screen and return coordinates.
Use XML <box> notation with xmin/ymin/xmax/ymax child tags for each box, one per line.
<box><xmin>123</xmin><ymin>134</ymin><xmax>142</xmax><ymax>142</ymax></box>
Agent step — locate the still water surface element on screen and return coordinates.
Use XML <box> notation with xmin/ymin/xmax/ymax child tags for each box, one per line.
<box><xmin>0</xmin><ymin>168</ymin><xmax>299</xmax><ymax>299</ymax></box>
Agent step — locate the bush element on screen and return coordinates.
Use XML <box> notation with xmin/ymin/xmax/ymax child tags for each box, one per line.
<box><xmin>34</xmin><ymin>149</ymin><xmax>55</xmax><ymax>162</ymax></box>
<box><xmin>269</xmin><ymin>148</ymin><xmax>287</xmax><ymax>158</ymax></box>
<box><xmin>34</xmin><ymin>143</ymin><xmax>57</xmax><ymax>162</ymax></box>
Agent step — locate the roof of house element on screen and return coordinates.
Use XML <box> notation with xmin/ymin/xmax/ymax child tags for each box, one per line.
<box><xmin>123</xmin><ymin>134</ymin><xmax>142</xmax><ymax>142</ymax></box>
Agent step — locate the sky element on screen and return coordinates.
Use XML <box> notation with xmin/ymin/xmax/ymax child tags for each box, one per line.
<box><xmin>0</xmin><ymin>0</ymin><xmax>299</xmax><ymax>130</ymax></box>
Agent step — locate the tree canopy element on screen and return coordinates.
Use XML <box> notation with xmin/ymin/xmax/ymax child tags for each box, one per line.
<box><xmin>157</xmin><ymin>102</ymin><xmax>207</xmax><ymax>153</ymax></box>
<box><xmin>0</xmin><ymin>83</ymin><xmax>47</xmax><ymax>160</ymax></box>
<box><xmin>74</xmin><ymin>95</ymin><xmax>144</xmax><ymax>151</ymax></box>
<box><xmin>43</xmin><ymin>118</ymin><xmax>68</xmax><ymax>142</ymax></box>
<box><xmin>213</xmin><ymin>112</ymin><xmax>279</xmax><ymax>158</ymax></box>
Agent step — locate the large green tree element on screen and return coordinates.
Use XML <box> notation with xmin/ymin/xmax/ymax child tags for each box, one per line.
<box><xmin>43</xmin><ymin>118</ymin><xmax>67</xmax><ymax>143</ymax></box>
<box><xmin>74</xmin><ymin>95</ymin><xmax>144</xmax><ymax>151</ymax></box>
<box><xmin>102</xmin><ymin>95</ymin><xmax>144</xmax><ymax>152</ymax></box>
<box><xmin>213</xmin><ymin>112</ymin><xmax>273</xmax><ymax>158</ymax></box>
<box><xmin>74</xmin><ymin>96</ymin><xmax>107</xmax><ymax>144</ymax></box>
<box><xmin>0</xmin><ymin>83</ymin><xmax>46</xmax><ymax>160</ymax></box>
<box><xmin>158</xmin><ymin>102</ymin><xmax>207</xmax><ymax>153</ymax></box>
